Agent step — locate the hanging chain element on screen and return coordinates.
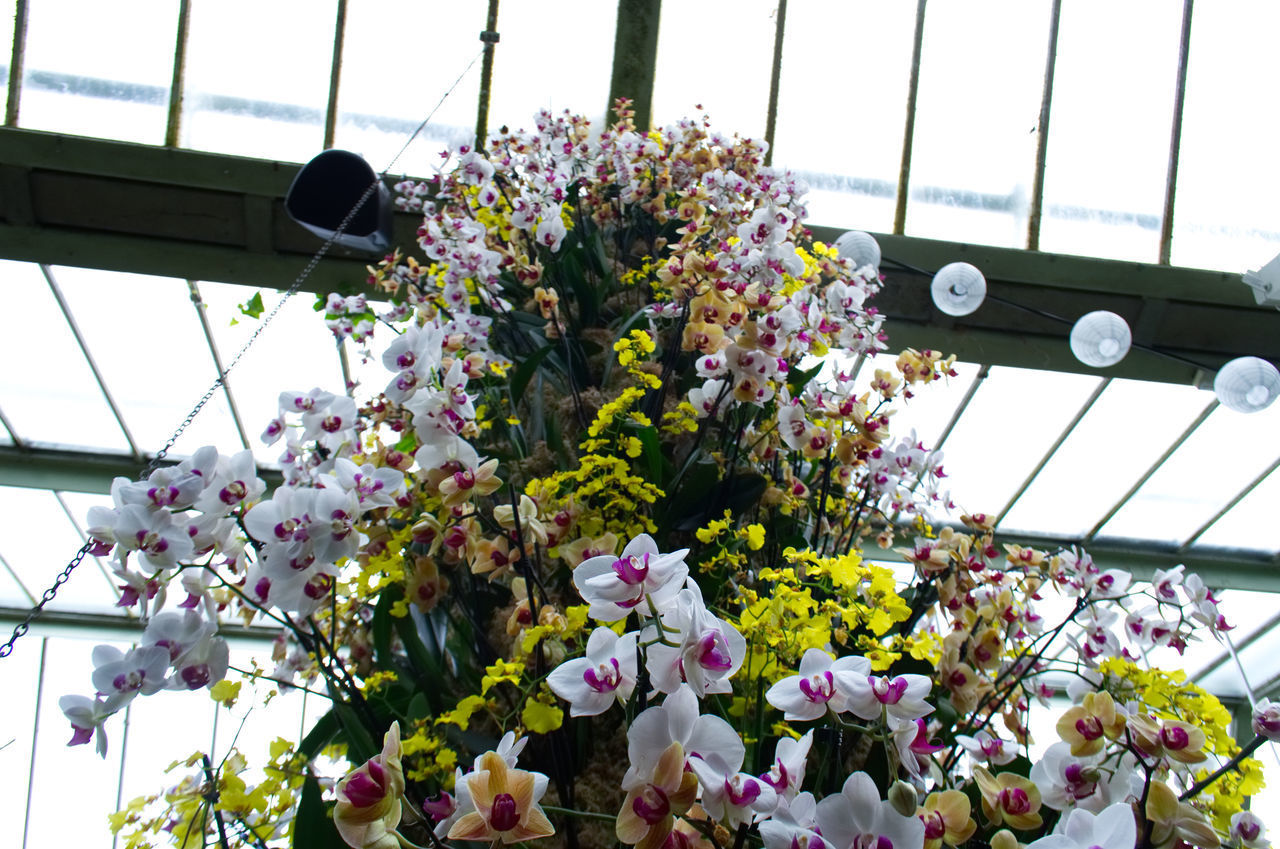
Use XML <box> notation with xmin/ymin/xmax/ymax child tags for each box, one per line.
<box><xmin>0</xmin><ymin>49</ymin><xmax>486</xmax><ymax>660</ymax></box>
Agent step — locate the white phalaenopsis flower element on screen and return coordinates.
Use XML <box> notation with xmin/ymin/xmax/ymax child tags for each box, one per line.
<box><xmin>758</xmin><ymin>792</ymin><xmax>823</xmax><ymax>849</ymax></box>
<box><xmin>759</xmin><ymin>730</ymin><xmax>813</xmax><ymax>803</ymax></box>
<box><xmin>192</xmin><ymin>449</ymin><xmax>266</xmax><ymax>516</ymax></box>
<box><xmin>842</xmin><ymin>670</ymin><xmax>934</xmax><ymax>723</ymax></box>
<box><xmin>1024</xmin><ymin>802</ymin><xmax>1136</xmax><ymax>849</ymax></box>
<box><xmin>1029</xmin><ymin>742</ymin><xmax>1129</xmax><ymax>814</ymax></box>
<box><xmin>644</xmin><ymin>585</ymin><xmax>745</xmax><ymax>697</ymax></box>
<box><xmin>572</xmin><ymin>534</ymin><xmax>689</xmax><ymax>622</ymax></box>
<box><xmin>765</xmin><ymin>648</ymin><xmax>869</xmax><ymax>721</ymax></box>
<box><xmin>1230</xmin><ymin>810</ymin><xmax>1268</xmax><ymax>849</ymax></box>
<box><xmin>814</xmin><ymin>771</ymin><xmax>924</xmax><ymax>849</ymax></box>
<box><xmin>689</xmin><ymin>755</ymin><xmax>777</xmax><ymax>829</ymax></box>
<box><xmin>327</xmin><ymin>457</ymin><xmax>405</xmax><ymax>509</ymax></box>
<box><xmin>622</xmin><ymin>686</ymin><xmax>742</xmax><ymax>794</ymax></box>
<box><xmin>547</xmin><ymin>627</ymin><xmax>638</xmax><ymax>716</ymax></box>
<box><xmin>956</xmin><ymin>729</ymin><xmax>1017</xmax><ymax>766</ymax></box>
<box><xmin>58</xmin><ymin>695</ymin><xmax>114</xmax><ymax>757</ymax></box>
<box><xmin>110</xmin><ymin>503</ymin><xmax>195</xmax><ymax>572</ymax></box>
<box><xmin>142</xmin><ymin>610</ymin><xmax>228</xmax><ymax>691</ymax></box>
<box><xmin>90</xmin><ymin>645</ymin><xmax>170</xmax><ymax>710</ymax></box>
<box><xmin>382</xmin><ymin>323</ymin><xmax>444</xmax><ymax>405</ymax></box>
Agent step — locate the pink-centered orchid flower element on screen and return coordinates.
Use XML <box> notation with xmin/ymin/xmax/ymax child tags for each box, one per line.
<box><xmin>843</xmin><ymin>671</ymin><xmax>934</xmax><ymax>722</ymax></box>
<box><xmin>573</xmin><ymin>533</ymin><xmax>689</xmax><ymax>622</ymax></box>
<box><xmin>616</xmin><ymin>741</ymin><xmax>699</xmax><ymax>849</ymax></box>
<box><xmin>334</xmin><ymin>723</ymin><xmax>406</xmax><ymax>849</ymax></box>
<box><xmin>814</xmin><ymin>771</ymin><xmax>925</xmax><ymax>849</ymax></box>
<box><xmin>1024</xmin><ymin>802</ymin><xmax>1136</xmax><ymax>849</ymax></box>
<box><xmin>547</xmin><ymin>627</ymin><xmax>638</xmax><ymax>716</ymax></box>
<box><xmin>766</xmin><ymin>648</ymin><xmax>869</xmax><ymax>721</ymax></box>
<box><xmin>447</xmin><ymin>750</ymin><xmax>555</xmax><ymax>844</ymax></box>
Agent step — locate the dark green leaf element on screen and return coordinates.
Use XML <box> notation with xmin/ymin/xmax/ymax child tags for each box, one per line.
<box><xmin>372</xmin><ymin>587</ymin><xmax>395</xmax><ymax>667</ymax></box>
<box><xmin>293</xmin><ymin>777</ymin><xmax>346</xmax><ymax>849</ymax></box>
<box><xmin>510</xmin><ymin>344</ymin><xmax>558</xmax><ymax>407</ymax></box>
<box><xmin>786</xmin><ymin>361</ymin><xmax>824</xmax><ymax>396</ymax></box>
<box><xmin>298</xmin><ymin>708</ymin><xmax>340</xmax><ymax>760</ymax></box>
<box><xmin>333</xmin><ymin>702</ymin><xmax>378</xmax><ymax>763</ymax></box>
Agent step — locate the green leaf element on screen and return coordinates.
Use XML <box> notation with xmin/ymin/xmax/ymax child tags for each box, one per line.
<box><xmin>332</xmin><ymin>702</ymin><xmax>378</xmax><ymax>763</ymax></box>
<box><xmin>238</xmin><ymin>292</ymin><xmax>265</xmax><ymax>320</ymax></box>
<box><xmin>372</xmin><ymin>588</ymin><xmax>395</xmax><ymax>668</ymax></box>
<box><xmin>298</xmin><ymin>708</ymin><xmax>340</xmax><ymax>760</ymax></box>
<box><xmin>389</xmin><ymin>591</ymin><xmax>446</xmax><ymax>714</ymax></box>
<box><xmin>787</xmin><ymin>361</ymin><xmax>824</xmax><ymax>396</ymax></box>
<box><xmin>509</xmin><ymin>343</ymin><xmax>558</xmax><ymax>407</ymax></box>
<box><xmin>293</xmin><ymin>776</ymin><xmax>346</xmax><ymax>849</ymax></box>
<box><xmin>393</xmin><ymin>430</ymin><xmax>418</xmax><ymax>454</ymax></box>
<box><xmin>625</xmin><ymin>422</ymin><xmax>665</xmax><ymax>488</ymax></box>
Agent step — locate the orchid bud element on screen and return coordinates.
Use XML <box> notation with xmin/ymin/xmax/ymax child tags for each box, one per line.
<box><xmin>334</xmin><ymin>723</ymin><xmax>405</xmax><ymax>849</ymax></box>
<box><xmin>888</xmin><ymin>780</ymin><xmax>918</xmax><ymax>817</ymax></box>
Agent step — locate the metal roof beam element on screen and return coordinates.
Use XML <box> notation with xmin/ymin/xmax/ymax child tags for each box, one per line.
<box><xmin>0</xmin><ymin>445</ymin><xmax>283</xmax><ymax>495</ymax></box>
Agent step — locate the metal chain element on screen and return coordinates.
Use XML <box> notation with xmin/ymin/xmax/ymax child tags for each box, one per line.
<box><xmin>0</xmin><ymin>48</ymin><xmax>487</xmax><ymax>659</ymax></box>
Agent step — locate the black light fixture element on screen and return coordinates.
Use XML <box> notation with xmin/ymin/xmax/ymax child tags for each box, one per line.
<box><xmin>284</xmin><ymin>150</ymin><xmax>393</xmax><ymax>254</ymax></box>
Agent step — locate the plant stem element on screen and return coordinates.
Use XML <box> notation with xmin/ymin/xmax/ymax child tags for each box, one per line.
<box><xmin>541</xmin><ymin>805</ymin><xmax>616</xmax><ymax>823</ymax></box>
<box><xmin>1180</xmin><ymin>734</ymin><xmax>1266</xmax><ymax>801</ymax></box>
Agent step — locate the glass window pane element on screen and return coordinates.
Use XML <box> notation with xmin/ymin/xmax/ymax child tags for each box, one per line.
<box><xmin>1037</xmin><ymin>0</ymin><xmax>1182</xmax><ymax>262</ymax></box>
<box><xmin>182</xmin><ymin>0</ymin><xmax>336</xmax><ymax>161</ymax></box>
<box><xmin>0</xmin><ymin>633</ymin><xmax>40</xmax><ymax>849</ymax></box>
<box><xmin>0</xmin><ymin>0</ymin><xmax>14</xmax><ymax>118</ymax></box>
<box><xmin>1099</xmin><ymin>402</ymin><xmax>1280</xmax><ymax>544</ymax></box>
<box><xmin>119</xmin><ymin>686</ymin><xmax>216</xmax><ymax>806</ymax></box>
<box><xmin>1171</xmin><ymin>1</ymin><xmax>1280</xmax><ymax>272</ymax></box>
<box><xmin>1191</xmin><ymin>464</ymin><xmax>1280</xmax><ymax>554</ymax></box>
<box><xmin>652</xmin><ymin>0</ymin><xmax>775</xmax><ymax>138</ymax></box>
<box><xmin>25</xmin><ymin>636</ymin><xmax>130</xmax><ymax>849</ymax></box>
<box><xmin>773</xmin><ymin>3</ymin><xmax>918</xmax><ymax>231</ymax></box>
<box><xmin>1197</xmin><ymin>621</ymin><xmax>1280</xmax><ymax>699</ymax></box>
<box><xmin>869</xmin><ymin>356</ymin><xmax>983</xmax><ymax>451</ymax></box>
<box><xmin>905</xmin><ymin>0</ymin><xmax>1050</xmax><ymax>249</ymax></box>
<box><xmin>1000</xmin><ymin>379</ymin><xmax>1210</xmax><ymax>538</ymax></box>
<box><xmin>0</xmin><ymin>486</ymin><xmax>119</xmax><ymax>613</ymax></box>
<box><xmin>197</xmin><ymin>282</ymin><xmax>346</xmax><ymax>467</ymax></box>
<box><xmin>18</xmin><ymin>0</ymin><xmax>175</xmax><ymax>144</ymax></box>
<box><xmin>334</xmin><ymin>0</ymin><xmax>482</xmax><ymax>170</ymax></box>
<box><xmin>935</xmin><ymin>366</ymin><xmax>1103</xmax><ymax>520</ymax></box>
<box><xmin>490</xmin><ymin>0</ymin><xmax>619</xmax><ymax>131</ymax></box>
<box><xmin>52</xmin><ymin>267</ymin><xmax>243</xmax><ymax>459</ymax></box>
<box><xmin>0</xmin><ymin>261</ymin><xmax>130</xmax><ymax>452</ymax></box>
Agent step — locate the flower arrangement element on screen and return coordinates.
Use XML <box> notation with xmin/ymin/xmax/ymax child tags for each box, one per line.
<box><xmin>58</xmin><ymin>101</ymin><xmax>1273</xmax><ymax>849</ymax></box>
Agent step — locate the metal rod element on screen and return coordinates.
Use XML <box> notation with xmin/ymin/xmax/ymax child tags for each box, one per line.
<box><xmin>931</xmin><ymin>364</ymin><xmax>990</xmax><ymax>453</ymax></box>
<box><xmin>187</xmin><ymin>281</ymin><xmax>250</xmax><ymax>450</ymax></box>
<box><xmin>1179</xmin><ymin>454</ymin><xmax>1280</xmax><ymax>552</ymax></box>
<box><xmin>5</xmin><ymin>0</ymin><xmax>27</xmax><ymax>126</ymax></box>
<box><xmin>1026</xmin><ymin>0</ymin><xmax>1062</xmax><ymax>251</ymax></box>
<box><xmin>893</xmin><ymin>0</ymin><xmax>928</xmax><ymax>235</ymax></box>
<box><xmin>1084</xmin><ymin>398</ymin><xmax>1217</xmax><ymax>542</ymax></box>
<box><xmin>20</xmin><ymin>637</ymin><xmax>46</xmax><ymax>849</ymax></box>
<box><xmin>0</xmin><ymin>549</ymin><xmax>35</xmax><ymax>606</ymax></box>
<box><xmin>0</xmin><ymin>401</ymin><xmax>23</xmax><ymax>448</ymax></box>
<box><xmin>323</xmin><ymin>0</ymin><xmax>348</xmax><ymax>150</ymax></box>
<box><xmin>164</xmin><ymin>0</ymin><xmax>192</xmax><ymax>148</ymax></box>
<box><xmin>1158</xmin><ymin>0</ymin><xmax>1194</xmax><ymax>265</ymax></box>
<box><xmin>1194</xmin><ymin>606</ymin><xmax>1280</xmax><ymax>686</ymax></box>
<box><xmin>474</xmin><ymin>0</ymin><xmax>500</xmax><ymax>146</ymax></box>
<box><xmin>762</xmin><ymin>0</ymin><xmax>788</xmax><ymax>168</ymax></box>
<box><xmin>40</xmin><ymin>265</ymin><xmax>142</xmax><ymax>459</ymax></box>
<box><xmin>52</xmin><ymin>490</ymin><xmax>121</xmax><ymax>602</ymax></box>
<box><xmin>994</xmin><ymin>377</ymin><xmax>1110</xmax><ymax>528</ymax></box>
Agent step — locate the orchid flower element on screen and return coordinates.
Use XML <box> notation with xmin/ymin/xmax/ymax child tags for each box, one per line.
<box><xmin>334</xmin><ymin>723</ymin><xmax>406</xmax><ymax>849</ymax></box>
<box><xmin>547</xmin><ymin>627</ymin><xmax>638</xmax><ymax>716</ymax></box>
<box><xmin>573</xmin><ymin>533</ymin><xmax>689</xmax><ymax>622</ymax></box>
<box><xmin>447</xmin><ymin>750</ymin><xmax>555</xmax><ymax>844</ymax></box>
<box><xmin>766</xmin><ymin>648</ymin><xmax>868</xmax><ymax>721</ymax></box>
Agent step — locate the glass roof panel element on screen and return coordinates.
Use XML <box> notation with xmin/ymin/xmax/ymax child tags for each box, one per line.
<box><xmin>1197</xmin><ymin>623</ymin><xmax>1280</xmax><ymax>699</ymax></box>
<box><xmin>1098</xmin><ymin>402</ymin><xmax>1280</xmax><ymax>544</ymax></box>
<box><xmin>0</xmin><ymin>261</ymin><xmax>130</xmax><ymax>452</ymax></box>
<box><xmin>652</xmin><ymin>0</ymin><xmax>776</xmax><ymax>139</ymax></box>
<box><xmin>1190</xmin><ymin>463</ymin><xmax>1280</xmax><ymax>554</ymax></box>
<box><xmin>1146</xmin><ymin>588</ymin><xmax>1279</xmax><ymax>682</ymax></box>
<box><xmin>52</xmin><ymin>267</ymin><xmax>243</xmax><ymax>459</ymax></box>
<box><xmin>1000</xmin><ymin>378</ymin><xmax>1210</xmax><ymax>538</ymax></box>
<box><xmin>182</xmin><ymin>0</ymin><xmax>336</xmax><ymax>162</ymax></box>
<box><xmin>772</xmin><ymin>3</ymin><xmax>917</xmax><ymax>232</ymax></box>
<box><xmin>1036</xmin><ymin>0</ymin><xmax>1182</xmax><ymax>263</ymax></box>
<box><xmin>334</xmin><ymin>0</ymin><xmax>482</xmax><ymax>171</ymax></box>
<box><xmin>904</xmin><ymin>0</ymin><xmax>1049</xmax><ymax>249</ymax></box>
<box><xmin>490</xmin><ymin>0</ymin><xmax>619</xmax><ymax>131</ymax></box>
<box><xmin>932</xmin><ymin>365</ymin><xmax>1102</xmax><ymax>521</ymax></box>
<box><xmin>1170</xmin><ymin>1</ymin><xmax>1280</xmax><ymax>271</ymax></box>
<box><xmin>16</xmin><ymin>0</ymin><xmax>175</xmax><ymax>144</ymax></box>
<box><xmin>0</xmin><ymin>486</ymin><xmax>119</xmax><ymax>612</ymax></box>
<box><xmin>874</xmin><ymin>356</ymin><xmax>983</xmax><ymax>451</ymax></box>
<box><xmin>197</xmin><ymin>282</ymin><xmax>346</xmax><ymax>466</ymax></box>
<box><xmin>24</xmin><ymin>635</ymin><xmax>130</xmax><ymax>849</ymax></box>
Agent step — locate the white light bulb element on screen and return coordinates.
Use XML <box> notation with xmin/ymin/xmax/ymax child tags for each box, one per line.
<box><xmin>1214</xmin><ymin>357</ymin><xmax>1280</xmax><ymax>413</ymax></box>
<box><xmin>1069</xmin><ymin>311</ymin><xmax>1131</xmax><ymax>368</ymax></box>
<box><xmin>931</xmin><ymin>262</ymin><xmax>986</xmax><ymax>316</ymax></box>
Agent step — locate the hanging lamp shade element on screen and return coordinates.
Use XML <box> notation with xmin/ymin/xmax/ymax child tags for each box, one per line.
<box><xmin>930</xmin><ymin>262</ymin><xmax>986</xmax><ymax>316</ymax></box>
<box><xmin>1214</xmin><ymin>356</ymin><xmax>1280</xmax><ymax>413</ymax></box>
<box><xmin>1069</xmin><ymin>311</ymin><xmax>1131</xmax><ymax>367</ymax></box>
<box><xmin>285</xmin><ymin>149</ymin><xmax>393</xmax><ymax>253</ymax></box>
<box><xmin>834</xmin><ymin>230</ymin><xmax>881</xmax><ymax>271</ymax></box>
